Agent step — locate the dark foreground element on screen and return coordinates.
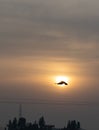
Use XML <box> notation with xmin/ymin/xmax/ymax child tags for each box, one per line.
<box><xmin>5</xmin><ymin>116</ymin><xmax>85</xmax><ymax>130</ymax></box>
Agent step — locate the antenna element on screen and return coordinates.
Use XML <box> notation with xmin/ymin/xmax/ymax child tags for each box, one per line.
<box><xmin>19</xmin><ymin>104</ymin><xmax>22</xmax><ymax>118</ymax></box>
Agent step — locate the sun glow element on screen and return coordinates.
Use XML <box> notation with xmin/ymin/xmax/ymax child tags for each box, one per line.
<box><xmin>55</xmin><ymin>76</ymin><xmax>69</xmax><ymax>87</ymax></box>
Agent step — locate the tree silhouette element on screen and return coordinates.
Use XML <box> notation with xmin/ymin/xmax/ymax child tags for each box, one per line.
<box><xmin>7</xmin><ymin>116</ymin><xmax>82</xmax><ymax>130</ymax></box>
<box><xmin>18</xmin><ymin>117</ymin><xmax>26</xmax><ymax>129</ymax></box>
<box><xmin>77</xmin><ymin>121</ymin><xmax>80</xmax><ymax>129</ymax></box>
<box><xmin>67</xmin><ymin>120</ymin><xmax>71</xmax><ymax>129</ymax></box>
<box><xmin>32</xmin><ymin>120</ymin><xmax>38</xmax><ymax>130</ymax></box>
<box><xmin>7</xmin><ymin>120</ymin><xmax>12</xmax><ymax>130</ymax></box>
<box><xmin>67</xmin><ymin>120</ymin><xmax>81</xmax><ymax>130</ymax></box>
<box><xmin>39</xmin><ymin>116</ymin><xmax>45</xmax><ymax>129</ymax></box>
<box><xmin>13</xmin><ymin>118</ymin><xmax>17</xmax><ymax>129</ymax></box>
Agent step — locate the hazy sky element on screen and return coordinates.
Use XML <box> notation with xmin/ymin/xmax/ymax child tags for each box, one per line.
<box><xmin>0</xmin><ymin>0</ymin><xmax>99</xmax><ymax>130</ymax></box>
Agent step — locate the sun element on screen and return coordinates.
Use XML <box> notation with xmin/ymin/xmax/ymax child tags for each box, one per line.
<box><xmin>55</xmin><ymin>76</ymin><xmax>69</xmax><ymax>87</ymax></box>
<box><xmin>55</xmin><ymin>76</ymin><xmax>69</xmax><ymax>83</ymax></box>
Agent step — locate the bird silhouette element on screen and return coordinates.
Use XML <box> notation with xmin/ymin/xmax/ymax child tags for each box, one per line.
<box><xmin>56</xmin><ymin>81</ymin><xmax>68</xmax><ymax>85</ymax></box>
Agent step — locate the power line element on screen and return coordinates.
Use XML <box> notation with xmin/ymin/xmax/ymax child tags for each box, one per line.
<box><xmin>0</xmin><ymin>99</ymin><xmax>98</xmax><ymax>106</ymax></box>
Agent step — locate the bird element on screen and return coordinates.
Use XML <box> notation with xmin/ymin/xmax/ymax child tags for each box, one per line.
<box><xmin>56</xmin><ymin>81</ymin><xmax>68</xmax><ymax>85</ymax></box>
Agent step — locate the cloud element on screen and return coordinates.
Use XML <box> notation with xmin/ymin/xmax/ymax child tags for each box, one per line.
<box><xmin>0</xmin><ymin>0</ymin><xmax>99</xmax><ymax>61</ymax></box>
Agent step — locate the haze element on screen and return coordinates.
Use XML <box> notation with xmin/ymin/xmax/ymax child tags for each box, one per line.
<box><xmin>0</xmin><ymin>0</ymin><xmax>99</xmax><ymax>130</ymax></box>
